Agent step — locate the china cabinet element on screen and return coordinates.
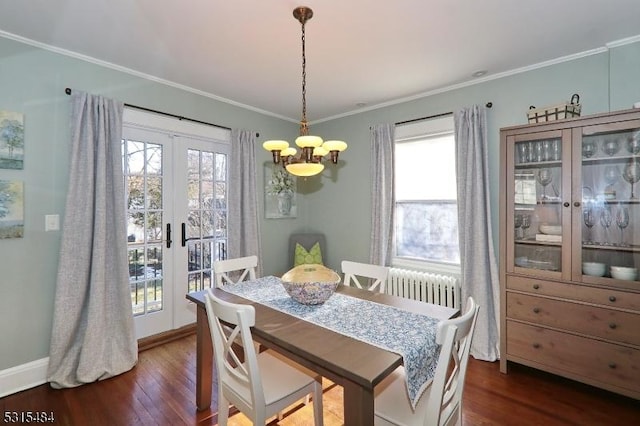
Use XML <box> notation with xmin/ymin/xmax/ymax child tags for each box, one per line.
<box><xmin>499</xmin><ymin>108</ymin><xmax>640</xmax><ymax>400</ymax></box>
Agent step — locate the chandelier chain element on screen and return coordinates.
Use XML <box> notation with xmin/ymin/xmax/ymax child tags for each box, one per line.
<box><xmin>300</xmin><ymin>19</ymin><xmax>309</xmax><ymax>135</ymax></box>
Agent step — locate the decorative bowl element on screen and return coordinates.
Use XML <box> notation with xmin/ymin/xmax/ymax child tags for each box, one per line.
<box><xmin>582</xmin><ymin>262</ymin><xmax>606</xmax><ymax>277</ymax></box>
<box><xmin>281</xmin><ymin>264</ymin><xmax>341</xmax><ymax>305</ymax></box>
<box><xmin>539</xmin><ymin>224</ymin><xmax>562</xmax><ymax>235</ymax></box>
<box><xmin>610</xmin><ymin>266</ymin><xmax>638</xmax><ymax>281</ymax></box>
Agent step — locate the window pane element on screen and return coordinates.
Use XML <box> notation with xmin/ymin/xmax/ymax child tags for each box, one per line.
<box><xmin>396</xmin><ymin>134</ymin><xmax>457</xmax><ymax>200</ymax></box>
<box><xmin>394</xmin><ymin>117</ymin><xmax>459</xmax><ymax>265</ymax></box>
<box><xmin>395</xmin><ymin>201</ymin><xmax>460</xmax><ymax>263</ymax></box>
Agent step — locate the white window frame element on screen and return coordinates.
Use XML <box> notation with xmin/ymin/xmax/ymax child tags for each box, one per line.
<box><xmin>393</xmin><ymin>115</ymin><xmax>461</xmax><ymax>276</ymax></box>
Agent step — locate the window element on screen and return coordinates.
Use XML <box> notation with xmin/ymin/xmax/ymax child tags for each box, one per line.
<box><xmin>394</xmin><ymin>115</ymin><xmax>460</xmax><ymax>268</ymax></box>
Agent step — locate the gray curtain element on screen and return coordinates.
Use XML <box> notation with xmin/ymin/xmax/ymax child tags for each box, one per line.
<box><xmin>48</xmin><ymin>91</ymin><xmax>137</xmax><ymax>388</ymax></box>
<box><xmin>228</xmin><ymin>129</ymin><xmax>263</xmax><ymax>276</ymax></box>
<box><xmin>369</xmin><ymin>124</ymin><xmax>395</xmax><ymax>266</ymax></box>
<box><xmin>454</xmin><ymin>105</ymin><xmax>501</xmax><ymax>361</ymax></box>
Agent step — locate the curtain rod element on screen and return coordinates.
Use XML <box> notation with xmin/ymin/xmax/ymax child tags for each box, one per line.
<box><xmin>395</xmin><ymin>102</ymin><xmax>493</xmax><ymax>126</ymax></box>
<box><xmin>64</xmin><ymin>88</ymin><xmax>259</xmax><ymax>137</ymax></box>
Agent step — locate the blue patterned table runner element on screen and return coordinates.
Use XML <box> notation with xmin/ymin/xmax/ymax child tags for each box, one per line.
<box><xmin>223</xmin><ymin>276</ymin><xmax>441</xmax><ymax>409</ymax></box>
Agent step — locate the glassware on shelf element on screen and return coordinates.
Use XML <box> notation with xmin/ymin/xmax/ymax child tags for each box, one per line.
<box><xmin>582</xmin><ymin>140</ymin><xmax>596</xmax><ymax>158</ymax></box>
<box><xmin>542</xmin><ymin>140</ymin><xmax>552</xmax><ymax>161</ymax></box>
<box><xmin>552</xmin><ymin>139</ymin><xmax>561</xmax><ymax>161</ymax></box>
<box><xmin>537</xmin><ymin>168</ymin><xmax>553</xmax><ymax>200</ymax></box>
<box><xmin>627</xmin><ymin>132</ymin><xmax>640</xmax><ymax>154</ymax></box>
<box><xmin>622</xmin><ymin>159</ymin><xmax>640</xmax><ymax>199</ymax></box>
<box><xmin>616</xmin><ymin>206</ymin><xmax>630</xmax><ymax>246</ymax></box>
<box><xmin>583</xmin><ymin>207</ymin><xmax>596</xmax><ymax>244</ymax></box>
<box><xmin>603</xmin><ymin>165</ymin><xmax>619</xmax><ymax>199</ymax></box>
<box><xmin>514</xmin><ymin>214</ymin><xmax>523</xmax><ymax>239</ymax></box>
<box><xmin>517</xmin><ymin>143</ymin><xmax>528</xmax><ymax>164</ymax></box>
<box><xmin>602</xmin><ymin>139</ymin><xmax>620</xmax><ymax>156</ymax></box>
<box><xmin>521</xmin><ymin>214</ymin><xmax>531</xmax><ymax>239</ymax></box>
<box><xmin>600</xmin><ymin>207</ymin><xmax>613</xmax><ymax>245</ymax></box>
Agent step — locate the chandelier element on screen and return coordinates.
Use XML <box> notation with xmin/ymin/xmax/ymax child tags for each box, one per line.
<box><xmin>263</xmin><ymin>6</ymin><xmax>347</xmax><ymax>177</ymax></box>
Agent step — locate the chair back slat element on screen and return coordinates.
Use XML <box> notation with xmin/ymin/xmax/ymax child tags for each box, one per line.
<box><xmin>214</xmin><ymin>255</ymin><xmax>258</xmax><ymax>287</ymax></box>
<box><xmin>341</xmin><ymin>260</ymin><xmax>389</xmax><ymax>293</ymax></box>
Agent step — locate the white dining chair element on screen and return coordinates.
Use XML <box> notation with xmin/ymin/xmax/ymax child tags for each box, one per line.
<box><xmin>341</xmin><ymin>260</ymin><xmax>390</xmax><ymax>293</ymax></box>
<box><xmin>213</xmin><ymin>255</ymin><xmax>257</xmax><ymax>288</ymax></box>
<box><xmin>374</xmin><ymin>297</ymin><xmax>480</xmax><ymax>426</ymax></box>
<box><xmin>205</xmin><ymin>289</ymin><xmax>324</xmax><ymax>425</ymax></box>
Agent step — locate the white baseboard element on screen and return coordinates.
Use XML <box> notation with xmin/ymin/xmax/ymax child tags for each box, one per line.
<box><xmin>0</xmin><ymin>357</ymin><xmax>49</xmax><ymax>398</ymax></box>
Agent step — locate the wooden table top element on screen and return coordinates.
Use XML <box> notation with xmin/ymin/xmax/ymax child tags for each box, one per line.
<box><xmin>186</xmin><ymin>283</ymin><xmax>457</xmax><ymax>390</ymax></box>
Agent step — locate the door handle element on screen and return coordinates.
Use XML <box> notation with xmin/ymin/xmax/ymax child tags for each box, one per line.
<box><xmin>181</xmin><ymin>222</ymin><xmax>187</xmax><ymax>247</ymax></box>
<box><xmin>166</xmin><ymin>223</ymin><xmax>172</xmax><ymax>248</ymax></box>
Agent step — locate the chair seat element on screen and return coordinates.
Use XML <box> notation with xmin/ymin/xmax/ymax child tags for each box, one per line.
<box><xmin>375</xmin><ymin>367</ymin><xmax>430</xmax><ymax>426</ymax></box>
<box><xmin>225</xmin><ymin>350</ymin><xmax>319</xmax><ymax>415</ymax></box>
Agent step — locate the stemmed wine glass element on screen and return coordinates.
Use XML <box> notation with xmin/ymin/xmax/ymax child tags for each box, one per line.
<box><xmin>600</xmin><ymin>207</ymin><xmax>613</xmax><ymax>245</ymax></box>
<box><xmin>602</xmin><ymin>138</ymin><xmax>620</xmax><ymax>156</ymax></box>
<box><xmin>616</xmin><ymin>206</ymin><xmax>630</xmax><ymax>246</ymax></box>
<box><xmin>537</xmin><ymin>168</ymin><xmax>553</xmax><ymax>200</ymax></box>
<box><xmin>583</xmin><ymin>207</ymin><xmax>596</xmax><ymax>244</ymax></box>
<box><xmin>521</xmin><ymin>215</ymin><xmax>531</xmax><ymax>239</ymax></box>
<box><xmin>623</xmin><ymin>159</ymin><xmax>640</xmax><ymax>199</ymax></box>
<box><xmin>627</xmin><ymin>133</ymin><xmax>640</xmax><ymax>155</ymax></box>
<box><xmin>604</xmin><ymin>165</ymin><xmax>619</xmax><ymax>198</ymax></box>
<box><xmin>514</xmin><ymin>214</ymin><xmax>523</xmax><ymax>240</ymax></box>
<box><xmin>582</xmin><ymin>140</ymin><xmax>596</xmax><ymax>158</ymax></box>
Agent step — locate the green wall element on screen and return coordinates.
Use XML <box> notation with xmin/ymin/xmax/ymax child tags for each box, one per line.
<box><xmin>306</xmin><ymin>44</ymin><xmax>639</xmax><ymax>272</ymax></box>
<box><xmin>1</xmin><ymin>34</ymin><xmax>639</xmax><ymax>373</ymax></box>
<box><xmin>0</xmin><ymin>36</ymin><xmax>298</xmax><ymax>370</ymax></box>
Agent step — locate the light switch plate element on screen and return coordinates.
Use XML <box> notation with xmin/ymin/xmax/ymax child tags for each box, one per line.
<box><xmin>45</xmin><ymin>214</ymin><xmax>60</xmax><ymax>231</ymax></box>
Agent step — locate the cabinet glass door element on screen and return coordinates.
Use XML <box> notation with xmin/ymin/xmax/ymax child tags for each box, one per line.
<box><xmin>579</xmin><ymin>122</ymin><xmax>640</xmax><ymax>283</ymax></box>
<box><xmin>509</xmin><ymin>131</ymin><xmax>566</xmax><ymax>277</ymax></box>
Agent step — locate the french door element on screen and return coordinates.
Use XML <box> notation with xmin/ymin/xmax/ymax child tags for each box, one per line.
<box><xmin>123</xmin><ymin>110</ymin><xmax>229</xmax><ymax>338</ymax></box>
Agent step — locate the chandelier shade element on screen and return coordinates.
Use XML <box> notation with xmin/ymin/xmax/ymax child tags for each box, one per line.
<box><xmin>262</xmin><ymin>6</ymin><xmax>347</xmax><ymax>178</ymax></box>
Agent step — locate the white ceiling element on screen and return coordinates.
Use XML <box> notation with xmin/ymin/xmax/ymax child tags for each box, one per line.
<box><xmin>1</xmin><ymin>1</ymin><xmax>640</xmax><ymax>123</ymax></box>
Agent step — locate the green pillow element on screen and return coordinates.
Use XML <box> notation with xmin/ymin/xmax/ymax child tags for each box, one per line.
<box><xmin>294</xmin><ymin>242</ymin><xmax>323</xmax><ymax>266</ymax></box>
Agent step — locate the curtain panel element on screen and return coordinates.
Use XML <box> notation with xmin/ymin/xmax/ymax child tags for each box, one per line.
<box><xmin>369</xmin><ymin>124</ymin><xmax>395</xmax><ymax>266</ymax></box>
<box><xmin>48</xmin><ymin>91</ymin><xmax>137</xmax><ymax>388</ymax></box>
<box><xmin>454</xmin><ymin>105</ymin><xmax>501</xmax><ymax>361</ymax></box>
<box><xmin>228</xmin><ymin>129</ymin><xmax>263</xmax><ymax>276</ymax></box>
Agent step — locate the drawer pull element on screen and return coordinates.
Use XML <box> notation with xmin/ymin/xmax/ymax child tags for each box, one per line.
<box><xmin>533</xmin><ymin>307</ymin><xmax>540</xmax><ymax>314</ymax></box>
<box><xmin>532</xmin><ymin>343</ymin><xmax>541</xmax><ymax>349</ymax></box>
<box><xmin>608</xmin><ymin>362</ymin><xmax>617</xmax><ymax>369</ymax></box>
<box><xmin>609</xmin><ymin>323</ymin><xmax>617</xmax><ymax>330</ymax></box>
<box><xmin>533</xmin><ymin>284</ymin><xmax>540</xmax><ymax>290</ymax></box>
<box><xmin>609</xmin><ymin>295</ymin><xmax>617</xmax><ymax>302</ymax></box>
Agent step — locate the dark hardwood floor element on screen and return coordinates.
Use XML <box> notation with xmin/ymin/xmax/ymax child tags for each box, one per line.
<box><xmin>2</xmin><ymin>334</ymin><xmax>638</xmax><ymax>425</ymax></box>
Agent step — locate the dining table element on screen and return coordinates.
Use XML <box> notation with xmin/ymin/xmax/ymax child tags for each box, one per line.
<box><xmin>185</xmin><ymin>276</ymin><xmax>458</xmax><ymax>425</ymax></box>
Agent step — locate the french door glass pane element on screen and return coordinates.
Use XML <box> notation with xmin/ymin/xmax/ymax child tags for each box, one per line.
<box><xmin>185</xmin><ymin>148</ymin><xmax>227</xmax><ymax>293</ymax></box>
<box><xmin>124</xmin><ymin>139</ymin><xmax>165</xmax><ymax>317</ymax></box>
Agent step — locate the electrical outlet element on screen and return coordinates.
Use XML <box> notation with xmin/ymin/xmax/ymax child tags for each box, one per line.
<box><xmin>45</xmin><ymin>214</ymin><xmax>60</xmax><ymax>231</ymax></box>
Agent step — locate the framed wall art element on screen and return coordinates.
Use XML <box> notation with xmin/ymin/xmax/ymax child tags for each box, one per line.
<box><xmin>264</xmin><ymin>164</ymin><xmax>297</xmax><ymax>219</ymax></box>
<box><xmin>0</xmin><ymin>110</ymin><xmax>25</xmax><ymax>170</ymax></box>
<box><xmin>0</xmin><ymin>179</ymin><xmax>24</xmax><ymax>238</ymax></box>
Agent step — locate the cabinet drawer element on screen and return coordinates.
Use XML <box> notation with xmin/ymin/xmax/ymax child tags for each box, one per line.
<box><xmin>506</xmin><ymin>275</ymin><xmax>640</xmax><ymax>311</ymax></box>
<box><xmin>507</xmin><ymin>292</ymin><xmax>640</xmax><ymax>346</ymax></box>
<box><xmin>506</xmin><ymin>321</ymin><xmax>640</xmax><ymax>394</ymax></box>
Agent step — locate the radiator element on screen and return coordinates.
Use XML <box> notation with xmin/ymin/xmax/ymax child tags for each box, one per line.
<box><xmin>386</xmin><ymin>267</ymin><xmax>461</xmax><ymax>310</ymax></box>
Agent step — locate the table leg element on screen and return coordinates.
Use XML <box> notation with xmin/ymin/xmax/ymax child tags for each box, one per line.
<box><xmin>342</xmin><ymin>379</ymin><xmax>374</xmax><ymax>426</ymax></box>
<box><xmin>195</xmin><ymin>304</ymin><xmax>213</xmax><ymax>411</ymax></box>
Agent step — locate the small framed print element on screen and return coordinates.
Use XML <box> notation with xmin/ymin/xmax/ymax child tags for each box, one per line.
<box><xmin>264</xmin><ymin>164</ymin><xmax>297</xmax><ymax>219</ymax></box>
<box><xmin>0</xmin><ymin>180</ymin><xmax>24</xmax><ymax>238</ymax></box>
<box><xmin>0</xmin><ymin>110</ymin><xmax>25</xmax><ymax>170</ymax></box>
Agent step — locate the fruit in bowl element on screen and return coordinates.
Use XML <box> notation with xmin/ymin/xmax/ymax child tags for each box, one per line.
<box><xmin>582</xmin><ymin>262</ymin><xmax>606</xmax><ymax>277</ymax></box>
<box><xmin>281</xmin><ymin>264</ymin><xmax>341</xmax><ymax>305</ymax></box>
<box><xmin>610</xmin><ymin>266</ymin><xmax>638</xmax><ymax>281</ymax></box>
